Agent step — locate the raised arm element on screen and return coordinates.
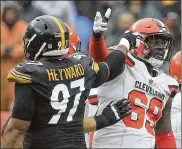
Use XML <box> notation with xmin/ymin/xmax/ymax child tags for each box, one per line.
<box><xmin>88</xmin><ymin>9</ymin><xmax>111</xmax><ymax>62</ymax></box>
<box><xmin>90</xmin><ymin>31</ymin><xmax>144</xmax><ymax>87</ymax></box>
<box><xmin>88</xmin><ymin>8</ymin><xmax>143</xmax><ymax>63</ymax></box>
<box><xmin>89</xmin><ymin>35</ymin><xmax>110</xmax><ymax>62</ymax></box>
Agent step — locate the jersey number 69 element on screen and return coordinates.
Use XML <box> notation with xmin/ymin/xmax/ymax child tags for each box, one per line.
<box><xmin>123</xmin><ymin>90</ymin><xmax>163</xmax><ymax>135</ymax></box>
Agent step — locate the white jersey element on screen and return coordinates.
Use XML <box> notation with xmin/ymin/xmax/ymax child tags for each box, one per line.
<box><xmin>93</xmin><ymin>53</ymin><xmax>178</xmax><ymax>148</ymax></box>
<box><xmin>171</xmin><ymin>92</ymin><xmax>181</xmax><ymax>148</ymax></box>
<box><xmin>84</xmin><ymin>88</ymin><xmax>98</xmax><ymax>148</ymax></box>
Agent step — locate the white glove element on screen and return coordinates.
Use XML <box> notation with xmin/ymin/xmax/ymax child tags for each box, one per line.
<box><xmin>93</xmin><ymin>8</ymin><xmax>111</xmax><ymax>33</ymax></box>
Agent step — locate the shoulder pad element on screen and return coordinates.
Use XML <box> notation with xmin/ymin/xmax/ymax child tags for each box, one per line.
<box><xmin>71</xmin><ymin>53</ymin><xmax>92</xmax><ymax>66</ymax></box>
<box><xmin>73</xmin><ymin>53</ymin><xmax>100</xmax><ymax>73</ymax></box>
<box><xmin>71</xmin><ymin>53</ymin><xmax>88</xmax><ymax>60</ymax></box>
<box><xmin>7</xmin><ymin>61</ymin><xmax>43</xmax><ymax>84</ymax></box>
<box><xmin>108</xmin><ymin>45</ymin><xmax>117</xmax><ymax>51</ymax></box>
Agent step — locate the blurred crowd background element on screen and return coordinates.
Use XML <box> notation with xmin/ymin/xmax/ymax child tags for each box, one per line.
<box><xmin>0</xmin><ymin>0</ymin><xmax>181</xmax><ymax>113</ymax></box>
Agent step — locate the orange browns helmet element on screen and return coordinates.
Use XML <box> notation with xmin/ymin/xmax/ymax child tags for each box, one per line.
<box><xmin>129</xmin><ymin>18</ymin><xmax>173</xmax><ymax>67</ymax></box>
<box><xmin>65</xmin><ymin>23</ymin><xmax>81</xmax><ymax>55</ymax></box>
<box><xmin>169</xmin><ymin>51</ymin><xmax>181</xmax><ymax>84</ymax></box>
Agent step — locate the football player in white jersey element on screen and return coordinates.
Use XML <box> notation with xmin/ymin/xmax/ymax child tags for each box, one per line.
<box><xmin>88</xmin><ymin>9</ymin><xmax>179</xmax><ymax>148</ymax></box>
<box><xmin>169</xmin><ymin>51</ymin><xmax>181</xmax><ymax>148</ymax></box>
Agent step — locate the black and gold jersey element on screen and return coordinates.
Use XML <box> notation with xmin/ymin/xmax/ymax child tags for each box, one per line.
<box><xmin>8</xmin><ymin>53</ymin><xmax>106</xmax><ymax>148</ymax></box>
<box><xmin>8</xmin><ymin>50</ymin><xmax>125</xmax><ymax>148</ymax></box>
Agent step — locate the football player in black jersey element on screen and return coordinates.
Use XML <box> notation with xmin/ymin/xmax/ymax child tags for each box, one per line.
<box><xmin>2</xmin><ymin>15</ymin><xmax>142</xmax><ymax>149</ymax></box>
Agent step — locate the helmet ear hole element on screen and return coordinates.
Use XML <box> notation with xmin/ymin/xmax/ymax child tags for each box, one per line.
<box><xmin>44</xmin><ymin>24</ymin><xmax>48</xmax><ymax>30</ymax></box>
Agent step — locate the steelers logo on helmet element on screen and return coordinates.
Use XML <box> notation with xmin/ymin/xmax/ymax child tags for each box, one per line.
<box><xmin>129</xmin><ymin>18</ymin><xmax>173</xmax><ymax>68</ymax></box>
<box><xmin>23</xmin><ymin>15</ymin><xmax>69</xmax><ymax>61</ymax></box>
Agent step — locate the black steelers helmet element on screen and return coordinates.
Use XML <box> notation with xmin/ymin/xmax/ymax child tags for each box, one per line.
<box><xmin>23</xmin><ymin>15</ymin><xmax>69</xmax><ymax>61</ymax></box>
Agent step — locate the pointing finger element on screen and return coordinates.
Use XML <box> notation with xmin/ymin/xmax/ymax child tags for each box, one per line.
<box><xmin>95</xmin><ymin>11</ymin><xmax>102</xmax><ymax>22</ymax></box>
<box><xmin>104</xmin><ymin>8</ymin><xmax>111</xmax><ymax>20</ymax></box>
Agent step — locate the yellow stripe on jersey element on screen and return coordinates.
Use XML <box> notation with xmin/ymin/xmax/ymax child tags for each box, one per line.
<box><xmin>92</xmin><ymin>62</ymin><xmax>100</xmax><ymax>73</ymax></box>
<box><xmin>102</xmin><ymin>62</ymin><xmax>110</xmax><ymax>78</ymax></box>
<box><xmin>8</xmin><ymin>72</ymin><xmax>32</xmax><ymax>84</ymax></box>
<box><xmin>49</xmin><ymin>16</ymin><xmax>65</xmax><ymax>49</ymax></box>
<box><xmin>12</xmin><ymin>68</ymin><xmax>31</xmax><ymax>78</ymax></box>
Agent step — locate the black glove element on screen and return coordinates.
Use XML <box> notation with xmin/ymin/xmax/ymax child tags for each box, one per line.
<box><xmin>95</xmin><ymin>98</ymin><xmax>132</xmax><ymax>130</ymax></box>
<box><xmin>119</xmin><ymin>31</ymin><xmax>144</xmax><ymax>50</ymax></box>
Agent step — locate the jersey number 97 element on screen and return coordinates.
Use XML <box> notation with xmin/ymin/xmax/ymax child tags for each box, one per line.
<box><xmin>49</xmin><ymin>77</ymin><xmax>85</xmax><ymax>124</ymax></box>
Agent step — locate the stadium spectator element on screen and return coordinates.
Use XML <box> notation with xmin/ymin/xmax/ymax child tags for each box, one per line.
<box><xmin>1</xmin><ymin>1</ymin><xmax>27</xmax><ymax>110</ymax></box>
<box><xmin>18</xmin><ymin>0</ymin><xmax>44</xmax><ymax>23</ymax></box>
<box><xmin>106</xmin><ymin>12</ymin><xmax>135</xmax><ymax>46</ymax></box>
<box><xmin>106</xmin><ymin>0</ymin><xmax>163</xmax><ymax>46</ymax></box>
<box><xmin>32</xmin><ymin>1</ymin><xmax>76</xmax><ymax>26</ymax></box>
<box><xmin>164</xmin><ymin>12</ymin><xmax>181</xmax><ymax>55</ymax></box>
<box><xmin>159</xmin><ymin>0</ymin><xmax>181</xmax><ymax>18</ymax></box>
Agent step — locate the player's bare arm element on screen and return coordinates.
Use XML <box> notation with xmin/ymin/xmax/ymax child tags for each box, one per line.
<box><xmin>84</xmin><ymin>117</ymin><xmax>97</xmax><ymax>133</ymax></box>
<box><xmin>1</xmin><ymin>115</ymin><xmax>11</xmax><ymax>137</ymax></box>
<box><xmin>2</xmin><ymin>84</ymin><xmax>35</xmax><ymax>148</ymax></box>
<box><xmin>155</xmin><ymin>97</ymin><xmax>173</xmax><ymax>135</ymax></box>
<box><xmin>2</xmin><ymin>100</ymin><xmax>131</xmax><ymax>136</ymax></box>
<box><xmin>1</xmin><ymin>118</ymin><xmax>30</xmax><ymax>148</ymax></box>
<box><xmin>155</xmin><ymin>96</ymin><xmax>177</xmax><ymax>148</ymax></box>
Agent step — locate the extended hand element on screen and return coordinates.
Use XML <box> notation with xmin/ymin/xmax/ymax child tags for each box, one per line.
<box><xmin>93</xmin><ymin>8</ymin><xmax>111</xmax><ymax>34</ymax></box>
<box><xmin>95</xmin><ymin>98</ymin><xmax>132</xmax><ymax>130</ymax></box>
<box><xmin>102</xmin><ymin>99</ymin><xmax>132</xmax><ymax>123</ymax></box>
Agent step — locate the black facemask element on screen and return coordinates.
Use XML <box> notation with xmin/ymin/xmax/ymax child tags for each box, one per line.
<box><xmin>145</xmin><ymin>34</ymin><xmax>173</xmax><ymax>61</ymax></box>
